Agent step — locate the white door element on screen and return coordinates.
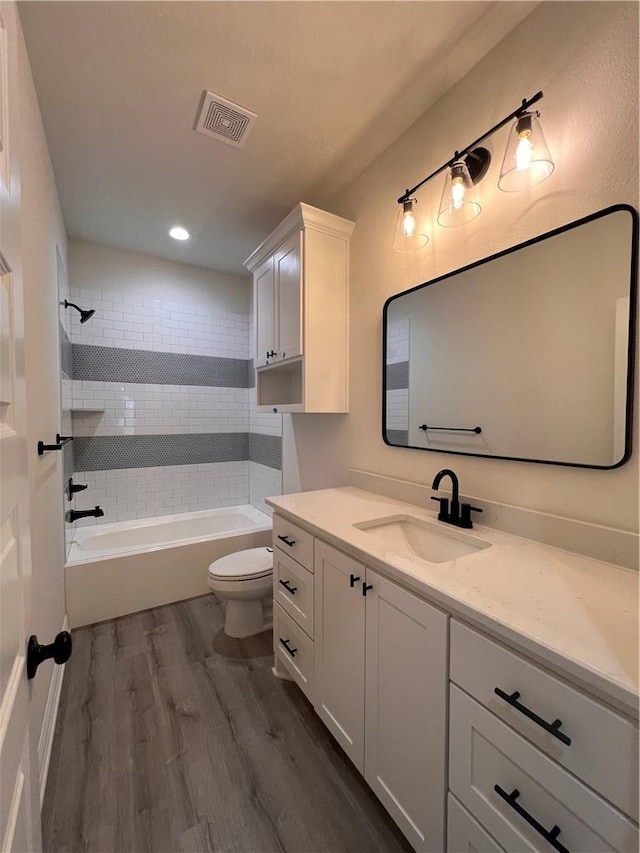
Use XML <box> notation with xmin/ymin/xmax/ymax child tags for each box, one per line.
<box><xmin>364</xmin><ymin>569</ymin><xmax>448</xmax><ymax>853</ymax></box>
<box><xmin>253</xmin><ymin>256</ymin><xmax>276</xmax><ymax>367</ymax></box>
<box><xmin>313</xmin><ymin>540</ymin><xmax>365</xmax><ymax>771</ymax></box>
<box><xmin>274</xmin><ymin>230</ymin><xmax>302</xmax><ymax>361</ymax></box>
<box><xmin>0</xmin><ymin>4</ymin><xmax>42</xmax><ymax>851</ymax></box>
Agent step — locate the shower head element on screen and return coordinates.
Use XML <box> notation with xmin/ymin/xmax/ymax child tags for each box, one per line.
<box><xmin>64</xmin><ymin>300</ymin><xmax>95</xmax><ymax>324</ymax></box>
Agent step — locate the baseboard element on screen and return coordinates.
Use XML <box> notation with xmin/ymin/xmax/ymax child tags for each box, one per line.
<box><xmin>38</xmin><ymin>615</ymin><xmax>69</xmax><ymax>806</ymax></box>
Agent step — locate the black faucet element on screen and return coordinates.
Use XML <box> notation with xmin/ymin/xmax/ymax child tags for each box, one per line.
<box><xmin>66</xmin><ymin>506</ymin><xmax>104</xmax><ymax>523</ymax></box>
<box><xmin>66</xmin><ymin>477</ymin><xmax>88</xmax><ymax>501</ymax></box>
<box><xmin>431</xmin><ymin>469</ymin><xmax>483</xmax><ymax>529</ymax></box>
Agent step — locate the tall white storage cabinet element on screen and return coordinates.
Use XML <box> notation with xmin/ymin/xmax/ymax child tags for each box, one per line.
<box><xmin>244</xmin><ymin>203</ymin><xmax>355</xmax><ymax>413</ymax></box>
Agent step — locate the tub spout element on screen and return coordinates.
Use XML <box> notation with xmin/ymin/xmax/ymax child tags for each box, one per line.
<box><xmin>67</xmin><ymin>506</ymin><xmax>104</xmax><ymax>523</ymax></box>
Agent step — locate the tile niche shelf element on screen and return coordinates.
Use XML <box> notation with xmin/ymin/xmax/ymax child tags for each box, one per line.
<box><xmin>245</xmin><ymin>202</ymin><xmax>355</xmax><ymax>413</ymax></box>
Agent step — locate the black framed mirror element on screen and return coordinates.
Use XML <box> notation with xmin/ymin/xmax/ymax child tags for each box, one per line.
<box><xmin>382</xmin><ymin>204</ymin><xmax>638</xmax><ymax>469</ymax></box>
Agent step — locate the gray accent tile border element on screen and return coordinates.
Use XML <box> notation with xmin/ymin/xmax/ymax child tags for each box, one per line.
<box><xmin>72</xmin><ymin>344</ymin><xmax>252</xmax><ymax>388</ymax></box>
<box><xmin>60</xmin><ymin>323</ymin><xmax>73</xmax><ymax>380</ymax></box>
<box><xmin>385</xmin><ymin>429</ymin><xmax>409</xmax><ymax>446</ymax></box>
<box><xmin>74</xmin><ymin>433</ymin><xmax>250</xmax><ymax>471</ymax></box>
<box><xmin>249</xmin><ymin>433</ymin><xmax>282</xmax><ymax>471</ymax></box>
<box><xmin>63</xmin><ymin>441</ymin><xmax>75</xmax><ymax>481</ymax></box>
<box><xmin>386</xmin><ymin>361</ymin><xmax>409</xmax><ymax>391</ymax></box>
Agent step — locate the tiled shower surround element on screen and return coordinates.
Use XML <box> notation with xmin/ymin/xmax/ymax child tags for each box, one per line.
<box><xmin>385</xmin><ymin>316</ymin><xmax>409</xmax><ymax>445</ymax></box>
<box><xmin>68</xmin><ymin>285</ymin><xmax>281</xmax><ymax>525</ymax></box>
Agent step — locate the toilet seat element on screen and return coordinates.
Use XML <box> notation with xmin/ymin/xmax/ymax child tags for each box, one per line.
<box><xmin>208</xmin><ymin>547</ymin><xmax>273</xmax><ymax>583</ymax></box>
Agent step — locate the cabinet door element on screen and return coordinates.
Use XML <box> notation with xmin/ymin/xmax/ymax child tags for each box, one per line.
<box><xmin>254</xmin><ymin>256</ymin><xmax>276</xmax><ymax>367</ymax></box>
<box><xmin>314</xmin><ymin>540</ymin><xmax>365</xmax><ymax>772</ymax></box>
<box><xmin>274</xmin><ymin>230</ymin><xmax>302</xmax><ymax>361</ymax></box>
<box><xmin>364</xmin><ymin>569</ymin><xmax>448</xmax><ymax>853</ymax></box>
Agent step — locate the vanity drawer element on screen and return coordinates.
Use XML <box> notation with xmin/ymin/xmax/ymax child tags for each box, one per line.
<box><xmin>273</xmin><ymin>514</ymin><xmax>314</xmax><ymax>572</ymax></box>
<box><xmin>450</xmin><ymin>620</ymin><xmax>639</xmax><ymax>819</ymax></box>
<box><xmin>447</xmin><ymin>794</ymin><xmax>506</xmax><ymax>853</ymax></box>
<box><xmin>274</xmin><ymin>602</ymin><xmax>314</xmax><ymax>704</ymax></box>
<box><xmin>449</xmin><ymin>685</ymin><xmax>638</xmax><ymax>853</ymax></box>
<box><xmin>274</xmin><ymin>548</ymin><xmax>314</xmax><ymax>638</ymax></box>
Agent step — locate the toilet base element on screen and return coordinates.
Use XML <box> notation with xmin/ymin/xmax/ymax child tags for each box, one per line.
<box><xmin>224</xmin><ymin>598</ymin><xmax>269</xmax><ymax>639</ymax></box>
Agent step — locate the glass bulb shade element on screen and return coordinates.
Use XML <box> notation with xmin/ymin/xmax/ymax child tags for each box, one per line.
<box><xmin>498</xmin><ymin>112</ymin><xmax>555</xmax><ymax>192</ymax></box>
<box><xmin>437</xmin><ymin>161</ymin><xmax>481</xmax><ymax>227</ymax></box>
<box><xmin>392</xmin><ymin>199</ymin><xmax>429</xmax><ymax>251</ymax></box>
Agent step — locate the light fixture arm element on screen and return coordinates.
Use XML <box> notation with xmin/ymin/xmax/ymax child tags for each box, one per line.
<box><xmin>397</xmin><ymin>91</ymin><xmax>543</xmax><ymax>204</ymax></box>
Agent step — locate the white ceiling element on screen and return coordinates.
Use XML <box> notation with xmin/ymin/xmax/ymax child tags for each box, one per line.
<box><xmin>19</xmin><ymin>1</ymin><xmax>537</xmax><ymax>275</ymax></box>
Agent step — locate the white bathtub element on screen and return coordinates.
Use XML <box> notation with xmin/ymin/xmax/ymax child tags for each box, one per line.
<box><xmin>65</xmin><ymin>505</ymin><xmax>272</xmax><ymax>627</ymax></box>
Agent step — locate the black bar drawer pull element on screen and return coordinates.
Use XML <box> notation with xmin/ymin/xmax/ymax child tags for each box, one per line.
<box><xmin>277</xmin><ymin>535</ymin><xmax>296</xmax><ymax>547</ymax></box>
<box><xmin>362</xmin><ymin>582</ymin><xmax>373</xmax><ymax>596</ymax></box>
<box><xmin>349</xmin><ymin>573</ymin><xmax>361</xmax><ymax>588</ymax></box>
<box><xmin>279</xmin><ymin>638</ymin><xmax>297</xmax><ymax>658</ymax></box>
<box><xmin>494</xmin><ymin>785</ymin><xmax>569</xmax><ymax>853</ymax></box>
<box><xmin>494</xmin><ymin>688</ymin><xmax>571</xmax><ymax>746</ymax></box>
<box><xmin>278</xmin><ymin>579</ymin><xmax>297</xmax><ymax>595</ymax></box>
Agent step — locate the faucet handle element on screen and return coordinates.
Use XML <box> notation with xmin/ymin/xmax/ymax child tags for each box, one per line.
<box><xmin>430</xmin><ymin>495</ymin><xmax>449</xmax><ymax>521</ymax></box>
<box><xmin>460</xmin><ymin>503</ymin><xmax>483</xmax><ymax>529</ymax></box>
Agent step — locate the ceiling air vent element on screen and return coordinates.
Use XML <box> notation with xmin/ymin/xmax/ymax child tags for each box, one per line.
<box><xmin>194</xmin><ymin>90</ymin><xmax>256</xmax><ymax>149</ymax></box>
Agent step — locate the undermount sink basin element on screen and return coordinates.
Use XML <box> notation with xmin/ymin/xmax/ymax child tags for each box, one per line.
<box><xmin>353</xmin><ymin>514</ymin><xmax>491</xmax><ymax>563</ymax></box>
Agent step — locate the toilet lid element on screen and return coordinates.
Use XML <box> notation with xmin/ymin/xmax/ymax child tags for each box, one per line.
<box><xmin>208</xmin><ymin>547</ymin><xmax>273</xmax><ymax>581</ymax></box>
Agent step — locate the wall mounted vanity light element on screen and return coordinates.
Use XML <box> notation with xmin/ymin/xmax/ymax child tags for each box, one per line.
<box><xmin>63</xmin><ymin>300</ymin><xmax>95</xmax><ymax>323</ymax></box>
<box><xmin>394</xmin><ymin>91</ymin><xmax>554</xmax><ymax>251</ymax></box>
<box><xmin>392</xmin><ymin>197</ymin><xmax>429</xmax><ymax>251</ymax></box>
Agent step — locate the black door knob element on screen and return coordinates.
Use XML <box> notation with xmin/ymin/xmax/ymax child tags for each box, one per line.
<box><xmin>27</xmin><ymin>631</ymin><xmax>72</xmax><ymax>679</ymax></box>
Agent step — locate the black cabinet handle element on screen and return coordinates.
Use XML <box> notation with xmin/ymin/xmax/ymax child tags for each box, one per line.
<box><xmin>279</xmin><ymin>638</ymin><xmax>297</xmax><ymax>658</ymax></box>
<box><xmin>494</xmin><ymin>786</ymin><xmax>569</xmax><ymax>853</ymax></box>
<box><xmin>494</xmin><ymin>688</ymin><xmax>571</xmax><ymax>746</ymax></box>
<box><xmin>349</xmin><ymin>573</ymin><xmax>361</xmax><ymax>588</ymax></box>
<box><xmin>278</xmin><ymin>579</ymin><xmax>297</xmax><ymax>595</ymax></box>
<box><xmin>362</xmin><ymin>582</ymin><xmax>373</xmax><ymax>596</ymax></box>
<box><xmin>27</xmin><ymin>631</ymin><xmax>72</xmax><ymax>679</ymax></box>
<box><xmin>277</xmin><ymin>535</ymin><xmax>296</xmax><ymax>547</ymax></box>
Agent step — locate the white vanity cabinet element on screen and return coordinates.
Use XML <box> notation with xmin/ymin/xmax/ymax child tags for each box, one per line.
<box><xmin>272</xmin><ymin>514</ymin><xmax>315</xmax><ymax>702</ymax></box>
<box><xmin>313</xmin><ymin>539</ymin><xmax>448</xmax><ymax>853</ymax></box>
<box><xmin>269</xmin><ymin>507</ymin><xmax>639</xmax><ymax>853</ymax></box>
<box><xmin>314</xmin><ymin>540</ymin><xmax>366</xmax><ymax>770</ymax></box>
<box><xmin>244</xmin><ymin>202</ymin><xmax>354</xmax><ymax>413</ymax></box>
<box><xmin>448</xmin><ymin>620</ymin><xmax>639</xmax><ymax>853</ymax></box>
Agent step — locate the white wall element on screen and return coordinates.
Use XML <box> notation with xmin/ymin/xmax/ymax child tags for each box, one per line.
<box><xmin>17</xmin><ymin>13</ymin><xmax>68</xmax><ymax>761</ymax></box>
<box><xmin>68</xmin><ymin>239</ymin><xmax>251</xmax><ymax>314</ymax></box>
<box><xmin>293</xmin><ymin>1</ymin><xmax>638</xmax><ymax>534</ymax></box>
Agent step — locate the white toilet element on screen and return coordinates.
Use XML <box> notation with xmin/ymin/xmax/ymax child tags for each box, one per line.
<box><xmin>207</xmin><ymin>547</ymin><xmax>273</xmax><ymax>638</ymax></box>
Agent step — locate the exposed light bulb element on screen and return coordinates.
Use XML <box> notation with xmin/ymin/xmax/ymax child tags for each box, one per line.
<box><xmin>402</xmin><ymin>208</ymin><xmax>416</xmax><ymax>237</ymax></box>
<box><xmin>451</xmin><ymin>176</ymin><xmax>465</xmax><ymax>210</ymax></box>
<box><xmin>516</xmin><ymin>133</ymin><xmax>532</xmax><ymax>171</ymax></box>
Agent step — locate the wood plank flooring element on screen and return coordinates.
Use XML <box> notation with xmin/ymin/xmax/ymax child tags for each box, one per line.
<box><xmin>43</xmin><ymin>595</ymin><xmax>413</xmax><ymax>853</ymax></box>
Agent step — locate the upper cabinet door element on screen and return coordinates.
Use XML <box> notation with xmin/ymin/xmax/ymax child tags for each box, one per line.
<box><xmin>274</xmin><ymin>230</ymin><xmax>302</xmax><ymax>362</ymax></box>
<box><xmin>254</xmin><ymin>257</ymin><xmax>275</xmax><ymax>367</ymax></box>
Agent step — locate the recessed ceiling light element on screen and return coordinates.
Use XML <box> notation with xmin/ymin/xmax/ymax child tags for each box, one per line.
<box><xmin>169</xmin><ymin>226</ymin><xmax>190</xmax><ymax>241</ymax></box>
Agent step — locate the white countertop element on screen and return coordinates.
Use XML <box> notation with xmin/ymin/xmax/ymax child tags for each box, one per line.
<box><xmin>266</xmin><ymin>487</ymin><xmax>639</xmax><ymax>718</ymax></box>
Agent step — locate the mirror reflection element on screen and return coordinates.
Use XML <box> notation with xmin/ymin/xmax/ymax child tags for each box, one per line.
<box><xmin>383</xmin><ymin>206</ymin><xmax>637</xmax><ymax>468</ymax></box>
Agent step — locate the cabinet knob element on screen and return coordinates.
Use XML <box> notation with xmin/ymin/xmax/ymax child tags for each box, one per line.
<box><xmin>362</xmin><ymin>582</ymin><xmax>373</xmax><ymax>597</ymax></box>
<box><xmin>349</xmin><ymin>573</ymin><xmax>361</xmax><ymax>588</ymax></box>
<box><xmin>277</xmin><ymin>535</ymin><xmax>296</xmax><ymax>547</ymax></box>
